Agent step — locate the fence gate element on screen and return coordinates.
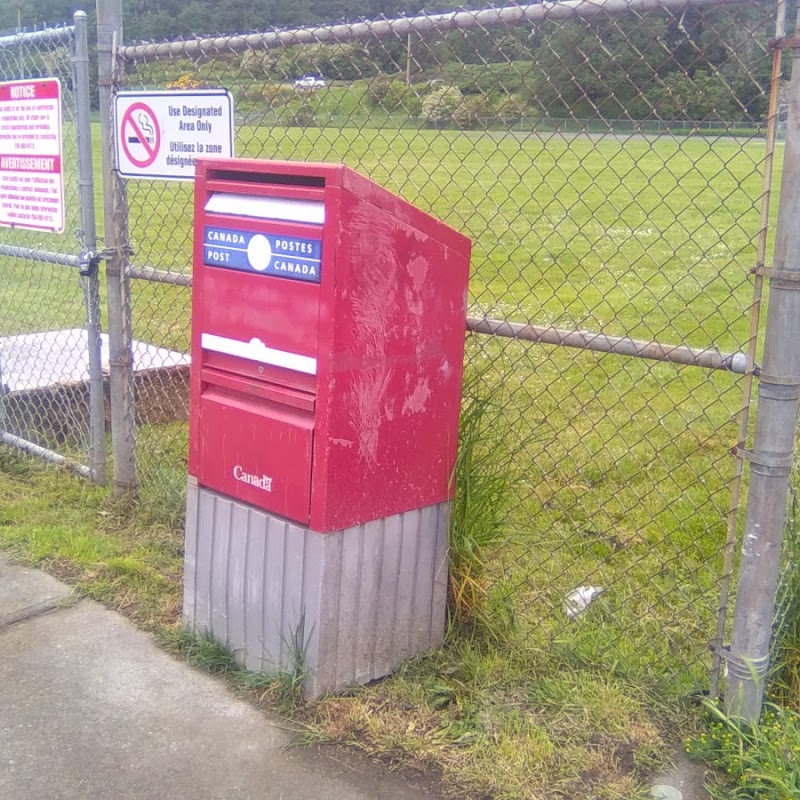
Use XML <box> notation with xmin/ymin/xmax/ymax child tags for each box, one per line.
<box><xmin>0</xmin><ymin>14</ymin><xmax>105</xmax><ymax>483</ymax></box>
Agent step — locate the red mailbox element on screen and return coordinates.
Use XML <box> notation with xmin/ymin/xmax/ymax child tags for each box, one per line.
<box><xmin>188</xmin><ymin>158</ymin><xmax>471</xmax><ymax>532</ymax></box>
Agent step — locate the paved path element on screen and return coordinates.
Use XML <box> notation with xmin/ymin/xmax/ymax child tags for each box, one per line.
<box><xmin>0</xmin><ymin>554</ymin><xmax>436</xmax><ymax>800</ymax></box>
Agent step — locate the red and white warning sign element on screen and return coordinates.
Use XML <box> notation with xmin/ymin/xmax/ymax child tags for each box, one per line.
<box><xmin>115</xmin><ymin>89</ymin><xmax>234</xmax><ymax>180</ymax></box>
<box><xmin>0</xmin><ymin>79</ymin><xmax>65</xmax><ymax>233</ymax></box>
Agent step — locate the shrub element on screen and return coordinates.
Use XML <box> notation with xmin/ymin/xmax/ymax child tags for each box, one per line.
<box><xmin>495</xmin><ymin>94</ymin><xmax>530</xmax><ymax>123</ymax></box>
<box><xmin>388</xmin><ymin>82</ymin><xmax>421</xmax><ymax>115</ymax></box>
<box><xmin>366</xmin><ymin>74</ymin><xmax>393</xmax><ymax>105</ymax></box>
<box><xmin>283</xmin><ymin>96</ymin><xmax>316</xmax><ymax>127</ymax></box>
<box><xmin>438</xmin><ymin>61</ymin><xmax>535</xmax><ymax>96</ymax></box>
<box><xmin>288</xmin><ymin>104</ymin><xmax>316</xmax><ymax>127</ymax></box>
<box><xmin>452</xmin><ymin>94</ymin><xmax>491</xmax><ymax>129</ymax></box>
<box><xmin>166</xmin><ymin>73</ymin><xmax>204</xmax><ymax>90</ymax></box>
<box><xmin>260</xmin><ymin>83</ymin><xmax>296</xmax><ymax>108</ymax></box>
<box><xmin>239</xmin><ymin>50</ymin><xmax>267</xmax><ymax>77</ymax></box>
<box><xmin>421</xmin><ymin>85</ymin><xmax>462</xmax><ymax>127</ymax></box>
<box><xmin>367</xmin><ymin>76</ymin><xmax>421</xmax><ymax>115</ymax></box>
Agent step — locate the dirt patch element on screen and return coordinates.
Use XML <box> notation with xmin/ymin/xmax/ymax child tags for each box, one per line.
<box><xmin>44</xmin><ymin>557</ymin><xmax>84</xmax><ymax>584</ymax></box>
<box><xmin>649</xmin><ymin>748</ymin><xmax>711</xmax><ymax>800</ymax></box>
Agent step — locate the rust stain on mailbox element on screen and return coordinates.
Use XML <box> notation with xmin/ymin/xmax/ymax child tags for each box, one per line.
<box><xmin>188</xmin><ymin>158</ymin><xmax>471</xmax><ymax>532</ymax></box>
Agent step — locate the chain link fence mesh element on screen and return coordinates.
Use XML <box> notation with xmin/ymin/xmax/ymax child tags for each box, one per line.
<box><xmin>117</xmin><ymin>0</ymin><xmax>779</xmax><ymax>691</ymax></box>
<box><xmin>0</xmin><ymin>26</ymin><xmax>99</xmax><ymax>476</ymax></box>
<box><xmin>772</xmin><ymin>441</ymin><xmax>800</xmax><ymax>703</ymax></box>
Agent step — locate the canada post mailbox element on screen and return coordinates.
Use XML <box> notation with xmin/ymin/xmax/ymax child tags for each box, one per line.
<box><xmin>185</xmin><ymin>158</ymin><xmax>470</xmax><ymax>697</ymax></box>
<box><xmin>188</xmin><ymin>158</ymin><xmax>471</xmax><ymax>532</ymax></box>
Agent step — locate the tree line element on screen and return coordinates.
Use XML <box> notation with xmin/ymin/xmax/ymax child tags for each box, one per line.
<box><xmin>1</xmin><ymin>0</ymin><xmax>778</xmax><ymax>122</ymax></box>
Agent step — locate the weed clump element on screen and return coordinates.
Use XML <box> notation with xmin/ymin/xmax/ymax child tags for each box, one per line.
<box><xmin>687</xmin><ymin>701</ymin><xmax>800</xmax><ymax>799</ymax></box>
<box><xmin>448</xmin><ymin>370</ymin><xmax>515</xmax><ymax>630</ymax></box>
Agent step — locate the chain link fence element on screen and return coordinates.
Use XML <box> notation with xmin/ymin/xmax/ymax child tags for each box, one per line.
<box><xmin>0</xmin><ymin>18</ymin><xmax>105</xmax><ymax>482</ymax></box>
<box><xmin>112</xmin><ymin>0</ymin><xmax>779</xmax><ymax>692</ymax></box>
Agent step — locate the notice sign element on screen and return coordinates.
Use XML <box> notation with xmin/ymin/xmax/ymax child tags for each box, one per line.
<box><xmin>115</xmin><ymin>89</ymin><xmax>234</xmax><ymax>180</ymax></box>
<box><xmin>0</xmin><ymin>79</ymin><xmax>64</xmax><ymax>233</ymax></box>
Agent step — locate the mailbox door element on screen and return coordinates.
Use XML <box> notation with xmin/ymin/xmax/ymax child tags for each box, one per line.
<box><xmin>195</xmin><ymin>380</ymin><xmax>314</xmax><ymax>522</ymax></box>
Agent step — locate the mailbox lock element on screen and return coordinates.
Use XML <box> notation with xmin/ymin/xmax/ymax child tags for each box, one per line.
<box><xmin>258</xmin><ymin>365</ymin><xmax>265</xmax><ymax>374</ymax></box>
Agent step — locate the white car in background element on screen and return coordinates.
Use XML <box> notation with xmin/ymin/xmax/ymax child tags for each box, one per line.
<box><xmin>293</xmin><ymin>75</ymin><xmax>326</xmax><ymax>89</ymax></box>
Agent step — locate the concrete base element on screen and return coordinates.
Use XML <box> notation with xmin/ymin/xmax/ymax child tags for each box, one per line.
<box><xmin>0</xmin><ymin>329</ymin><xmax>189</xmax><ymax>394</ymax></box>
<box><xmin>0</xmin><ymin>330</ymin><xmax>190</xmax><ymax>444</ymax></box>
<box><xmin>183</xmin><ymin>479</ymin><xmax>449</xmax><ymax>698</ymax></box>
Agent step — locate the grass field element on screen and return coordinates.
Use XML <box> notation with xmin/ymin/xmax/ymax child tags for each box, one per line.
<box><xmin>0</xmin><ymin>120</ymin><xmax>779</xmax><ymax>797</ymax></box>
<box><xmin>129</xmin><ymin>126</ymin><xmax>766</xmax><ymax>346</ymax></box>
<box><xmin>121</xmin><ymin>124</ymin><xmax>768</xmax><ymax>683</ymax></box>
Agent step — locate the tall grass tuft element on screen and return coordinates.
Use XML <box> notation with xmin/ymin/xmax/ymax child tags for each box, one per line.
<box><xmin>448</xmin><ymin>370</ymin><xmax>515</xmax><ymax>628</ymax></box>
<box><xmin>687</xmin><ymin>700</ymin><xmax>800</xmax><ymax>799</ymax></box>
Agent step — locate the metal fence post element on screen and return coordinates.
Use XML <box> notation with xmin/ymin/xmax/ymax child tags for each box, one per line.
<box><xmin>96</xmin><ymin>0</ymin><xmax>137</xmax><ymax>495</ymax></box>
<box><xmin>0</xmin><ymin>357</ymin><xmax>5</xmax><ymax>434</ymax></box>
<box><xmin>725</xmin><ymin>15</ymin><xmax>800</xmax><ymax>721</ymax></box>
<box><xmin>73</xmin><ymin>10</ymin><xmax>106</xmax><ymax>485</ymax></box>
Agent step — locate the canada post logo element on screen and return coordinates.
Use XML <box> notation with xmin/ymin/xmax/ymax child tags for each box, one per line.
<box><xmin>203</xmin><ymin>226</ymin><xmax>321</xmax><ymax>283</ymax></box>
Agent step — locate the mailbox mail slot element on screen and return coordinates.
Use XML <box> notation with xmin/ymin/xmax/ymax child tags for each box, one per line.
<box><xmin>189</xmin><ymin>159</ymin><xmax>471</xmax><ymax>532</ymax></box>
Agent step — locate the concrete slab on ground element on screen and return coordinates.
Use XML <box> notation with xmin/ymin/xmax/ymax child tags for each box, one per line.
<box><xmin>0</xmin><ymin>553</ymin><xmax>73</xmax><ymax>627</ymax></box>
<box><xmin>0</xmin><ymin>330</ymin><xmax>189</xmax><ymax>393</ymax></box>
<box><xmin>0</xmin><ymin>556</ymin><xmax>435</xmax><ymax>800</ymax></box>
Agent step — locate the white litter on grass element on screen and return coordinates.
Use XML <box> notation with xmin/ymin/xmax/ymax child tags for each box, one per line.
<box><xmin>563</xmin><ymin>585</ymin><xmax>605</xmax><ymax>618</ymax></box>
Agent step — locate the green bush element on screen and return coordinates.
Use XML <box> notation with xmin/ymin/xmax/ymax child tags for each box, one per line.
<box><xmin>387</xmin><ymin>82</ymin><xmax>421</xmax><ymax>115</ymax></box>
<box><xmin>246</xmin><ymin>42</ymin><xmax>379</xmax><ymax>83</ymax></box>
<box><xmin>438</xmin><ymin>61</ymin><xmax>535</xmax><ymax>96</ymax></box>
<box><xmin>452</xmin><ymin>94</ymin><xmax>491</xmax><ymax>130</ymax></box>
<box><xmin>366</xmin><ymin>74</ymin><xmax>393</xmax><ymax>105</ymax></box>
<box><xmin>260</xmin><ymin>83</ymin><xmax>296</xmax><ymax>108</ymax></box>
<box><xmin>651</xmin><ymin>70</ymin><xmax>743</xmax><ymax>121</ymax></box>
<box><xmin>421</xmin><ymin>85</ymin><xmax>462</xmax><ymax>127</ymax></box>
<box><xmin>771</xmin><ymin>481</ymin><xmax>800</xmax><ymax>712</ymax></box>
<box><xmin>284</xmin><ymin>96</ymin><xmax>316</xmax><ymax>127</ymax></box>
<box><xmin>494</xmin><ymin>94</ymin><xmax>531</xmax><ymax>123</ymax></box>
<box><xmin>366</xmin><ymin>76</ymin><xmax>422</xmax><ymax>115</ymax></box>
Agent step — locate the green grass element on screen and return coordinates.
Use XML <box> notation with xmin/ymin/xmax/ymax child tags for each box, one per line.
<box><xmin>448</xmin><ymin>368</ymin><xmax>519</xmax><ymax>627</ymax></box>
<box><xmin>0</xmin><ymin>448</ymin><xmax>183</xmax><ymax>629</ymax></box>
<box><xmin>687</xmin><ymin>701</ymin><xmax>800</xmax><ymax>799</ymax></box>
<box><xmin>685</xmin><ymin>478</ymin><xmax>800</xmax><ymax>800</ymax></box>
<box><xmin>126</xmin><ymin>125</ymin><xmax>767</xmax><ymax>344</ymax></box>
<box><xmin>118</xmin><ymin>123</ymin><xmax>774</xmax><ymax>796</ymax></box>
<box><xmin>769</xmin><ymin>472</ymin><xmax>800</xmax><ymax>715</ymax></box>
<box><xmin>304</xmin><ymin>637</ymin><xmax>674</xmax><ymax>799</ymax></box>
<box><xmin>0</xmin><ymin>117</ymin><xmax>780</xmax><ymax>797</ymax></box>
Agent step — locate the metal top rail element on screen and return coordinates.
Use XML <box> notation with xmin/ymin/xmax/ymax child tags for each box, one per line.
<box><xmin>0</xmin><ymin>25</ymin><xmax>74</xmax><ymax>49</ymax></box>
<box><xmin>119</xmin><ymin>0</ymin><xmax>751</xmax><ymax>60</ymax></box>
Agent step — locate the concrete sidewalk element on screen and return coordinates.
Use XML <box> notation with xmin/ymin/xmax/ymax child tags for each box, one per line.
<box><xmin>0</xmin><ymin>554</ymin><xmax>437</xmax><ymax>800</ymax></box>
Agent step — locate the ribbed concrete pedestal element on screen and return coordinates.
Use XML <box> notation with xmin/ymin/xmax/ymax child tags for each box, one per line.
<box><xmin>183</xmin><ymin>478</ymin><xmax>449</xmax><ymax>699</ymax></box>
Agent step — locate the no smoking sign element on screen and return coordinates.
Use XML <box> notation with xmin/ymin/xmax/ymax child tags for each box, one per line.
<box><xmin>115</xmin><ymin>89</ymin><xmax>233</xmax><ymax>180</ymax></box>
<box><xmin>121</xmin><ymin>102</ymin><xmax>160</xmax><ymax>168</ymax></box>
